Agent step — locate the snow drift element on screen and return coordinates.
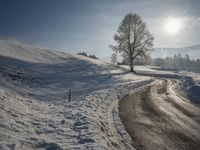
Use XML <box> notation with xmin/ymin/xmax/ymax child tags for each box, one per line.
<box><xmin>0</xmin><ymin>39</ymin><xmax>152</xmax><ymax>149</ymax></box>
<box><xmin>177</xmin><ymin>72</ymin><xmax>200</xmax><ymax>104</ymax></box>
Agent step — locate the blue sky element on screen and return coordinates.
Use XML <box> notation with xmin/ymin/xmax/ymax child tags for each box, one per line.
<box><xmin>0</xmin><ymin>0</ymin><xmax>200</xmax><ymax>59</ymax></box>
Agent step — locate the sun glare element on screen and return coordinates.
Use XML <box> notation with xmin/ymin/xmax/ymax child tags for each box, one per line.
<box><xmin>164</xmin><ymin>17</ymin><xmax>181</xmax><ymax>35</ymax></box>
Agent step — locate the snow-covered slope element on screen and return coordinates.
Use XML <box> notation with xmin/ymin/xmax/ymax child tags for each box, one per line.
<box><xmin>0</xmin><ymin>39</ymin><xmax>144</xmax><ymax>100</ymax></box>
<box><xmin>1</xmin><ymin>39</ymin><xmax>199</xmax><ymax>149</ymax></box>
<box><xmin>0</xmin><ymin>39</ymin><xmax>152</xmax><ymax>149</ymax></box>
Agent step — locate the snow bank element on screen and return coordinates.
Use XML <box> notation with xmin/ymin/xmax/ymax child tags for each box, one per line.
<box><xmin>0</xmin><ymin>39</ymin><xmax>153</xmax><ymax>149</ymax></box>
<box><xmin>0</xmin><ymin>75</ymin><xmax>152</xmax><ymax>150</ymax></box>
<box><xmin>0</xmin><ymin>69</ymin><xmax>152</xmax><ymax>149</ymax></box>
<box><xmin>70</xmin><ymin>79</ymin><xmax>152</xmax><ymax>149</ymax></box>
<box><xmin>177</xmin><ymin>73</ymin><xmax>200</xmax><ymax>104</ymax></box>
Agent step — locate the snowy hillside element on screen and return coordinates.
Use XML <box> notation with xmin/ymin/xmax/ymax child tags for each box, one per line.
<box><xmin>0</xmin><ymin>39</ymin><xmax>152</xmax><ymax>149</ymax></box>
<box><xmin>1</xmin><ymin>39</ymin><xmax>200</xmax><ymax>149</ymax></box>
<box><xmin>0</xmin><ymin>39</ymin><xmax>149</xmax><ymax>100</ymax></box>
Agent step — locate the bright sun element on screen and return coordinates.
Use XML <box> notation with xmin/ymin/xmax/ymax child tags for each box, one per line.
<box><xmin>164</xmin><ymin>17</ymin><xmax>181</xmax><ymax>35</ymax></box>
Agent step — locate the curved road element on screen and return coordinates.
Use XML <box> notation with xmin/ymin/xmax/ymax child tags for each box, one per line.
<box><xmin>119</xmin><ymin>79</ymin><xmax>200</xmax><ymax>150</ymax></box>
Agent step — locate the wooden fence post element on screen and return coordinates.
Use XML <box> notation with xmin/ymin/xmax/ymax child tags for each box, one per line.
<box><xmin>69</xmin><ymin>89</ymin><xmax>71</xmax><ymax>102</ymax></box>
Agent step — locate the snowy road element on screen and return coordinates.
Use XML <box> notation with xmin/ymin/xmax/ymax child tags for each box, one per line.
<box><xmin>119</xmin><ymin>79</ymin><xmax>200</xmax><ymax>150</ymax></box>
<box><xmin>1</xmin><ymin>39</ymin><xmax>200</xmax><ymax>149</ymax></box>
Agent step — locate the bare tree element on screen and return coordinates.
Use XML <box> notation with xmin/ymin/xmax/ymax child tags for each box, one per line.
<box><xmin>110</xmin><ymin>13</ymin><xmax>154</xmax><ymax>73</ymax></box>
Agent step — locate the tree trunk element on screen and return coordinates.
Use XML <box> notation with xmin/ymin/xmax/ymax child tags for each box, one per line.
<box><xmin>130</xmin><ymin>54</ymin><xmax>134</xmax><ymax>72</ymax></box>
<box><xmin>130</xmin><ymin>64</ymin><xmax>137</xmax><ymax>74</ymax></box>
<box><xmin>130</xmin><ymin>54</ymin><xmax>137</xmax><ymax>74</ymax></box>
<box><xmin>130</xmin><ymin>65</ymin><xmax>133</xmax><ymax>72</ymax></box>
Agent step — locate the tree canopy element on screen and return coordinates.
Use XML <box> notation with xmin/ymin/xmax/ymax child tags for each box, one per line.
<box><xmin>110</xmin><ymin>13</ymin><xmax>154</xmax><ymax>72</ymax></box>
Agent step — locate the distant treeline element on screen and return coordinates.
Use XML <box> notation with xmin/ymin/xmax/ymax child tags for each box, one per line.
<box><xmin>151</xmin><ymin>53</ymin><xmax>200</xmax><ymax>72</ymax></box>
<box><xmin>77</xmin><ymin>52</ymin><xmax>98</xmax><ymax>59</ymax></box>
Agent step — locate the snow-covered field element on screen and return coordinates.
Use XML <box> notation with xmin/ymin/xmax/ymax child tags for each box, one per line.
<box><xmin>0</xmin><ymin>39</ymin><xmax>199</xmax><ymax>149</ymax></box>
<box><xmin>0</xmin><ymin>39</ymin><xmax>153</xmax><ymax>149</ymax></box>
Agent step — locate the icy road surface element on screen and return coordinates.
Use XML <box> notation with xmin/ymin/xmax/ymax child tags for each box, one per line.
<box><xmin>119</xmin><ymin>79</ymin><xmax>200</xmax><ymax>150</ymax></box>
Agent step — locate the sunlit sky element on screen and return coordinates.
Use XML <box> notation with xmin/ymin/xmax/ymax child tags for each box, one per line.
<box><xmin>0</xmin><ymin>0</ymin><xmax>200</xmax><ymax>59</ymax></box>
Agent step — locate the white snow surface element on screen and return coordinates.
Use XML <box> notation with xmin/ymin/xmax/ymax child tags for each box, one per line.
<box><xmin>0</xmin><ymin>39</ymin><xmax>153</xmax><ymax>149</ymax></box>
<box><xmin>176</xmin><ymin>71</ymin><xmax>200</xmax><ymax>103</ymax></box>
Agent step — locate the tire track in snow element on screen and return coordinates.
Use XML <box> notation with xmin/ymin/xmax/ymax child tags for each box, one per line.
<box><xmin>119</xmin><ymin>79</ymin><xmax>200</xmax><ymax>150</ymax></box>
